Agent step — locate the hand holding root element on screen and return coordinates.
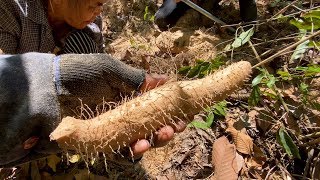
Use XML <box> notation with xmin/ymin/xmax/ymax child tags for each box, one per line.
<box><xmin>50</xmin><ymin>61</ymin><xmax>252</xmax><ymax>161</ymax></box>
<box><xmin>132</xmin><ymin>74</ymin><xmax>186</xmax><ymax>159</ymax></box>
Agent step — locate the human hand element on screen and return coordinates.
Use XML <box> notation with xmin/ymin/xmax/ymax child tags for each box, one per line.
<box><xmin>130</xmin><ymin>73</ymin><xmax>187</xmax><ymax>159</ymax></box>
<box><xmin>139</xmin><ymin>73</ymin><xmax>168</xmax><ymax>92</ymax></box>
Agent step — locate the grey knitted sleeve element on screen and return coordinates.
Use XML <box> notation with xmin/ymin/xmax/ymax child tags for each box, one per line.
<box><xmin>0</xmin><ymin>53</ymin><xmax>60</xmax><ymax>166</ymax></box>
<box><xmin>56</xmin><ymin>53</ymin><xmax>146</xmax><ymax>116</ymax></box>
<box><xmin>0</xmin><ymin>53</ymin><xmax>146</xmax><ymax>167</ymax></box>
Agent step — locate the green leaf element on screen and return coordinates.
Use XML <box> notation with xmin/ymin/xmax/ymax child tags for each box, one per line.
<box><xmin>150</xmin><ymin>15</ymin><xmax>155</xmax><ymax>22</ymax></box>
<box><xmin>302</xmin><ymin>9</ymin><xmax>320</xmax><ymax>19</ymax></box>
<box><xmin>187</xmin><ymin>65</ymin><xmax>202</xmax><ymax>78</ymax></box>
<box><xmin>188</xmin><ymin>121</ymin><xmax>211</xmax><ymax>129</ymax></box>
<box><xmin>205</xmin><ymin>112</ymin><xmax>215</xmax><ymax>127</ymax></box>
<box><xmin>263</xmin><ymin>91</ymin><xmax>278</xmax><ymax>100</ymax></box>
<box><xmin>248</xmin><ymin>86</ymin><xmax>260</xmax><ymax>106</ymax></box>
<box><xmin>276</xmin><ymin>128</ymin><xmax>301</xmax><ymax>159</ymax></box>
<box><xmin>195</xmin><ymin>59</ymin><xmax>205</xmax><ymax>64</ymax></box>
<box><xmin>299</xmin><ymin>82</ymin><xmax>309</xmax><ymax>95</ymax></box>
<box><xmin>252</xmin><ymin>73</ymin><xmax>264</xmax><ymax>86</ymax></box>
<box><xmin>305</xmin><ymin>64</ymin><xmax>320</xmax><ymax>76</ymax></box>
<box><xmin>266</xmin><ymin>75</ymin><xmax>276</xmax><ymax>89</ymax></box>
<box><xmin>277</xmin><ymin>70</ymin><xmax>292</xmax><ymax>80</ymax></box>
<box><xmin>187</xmin><ymin>61</ymin><xmax>211</xmax><ymax>78</ymax></box>
<box><xmin>144</xmin><ymin>6</ymin><xmax>149</xmax><ymax>21</ymax></box>
<box><xmin>178</xmin><ymin>66</ymin><xmax>191</xmax><ymax>75</ymax></box>
<box><xmin>189</xmin><ymin>110</ymin><xmax>217</xmax><ymax>130</ymax></box>
<box><xmin>210</xmin><ymin>58</ymin><xmax>226</xmax><ymax>69</ymax></box>
<box><xmin>308</xmin><ymin>41</ymin><xmax>320</xmax><ymax>49</ymax></box>
<box><xmin>212</xmin><ymin>101</ymin><xmax>227</xmax><ymax>116</ymax></box>
<box><xmin>276</xmin><ymin>14</ymin><xmax>289</xmax><ymax>23</ymax></box>
<box><xmin>295</xmin><ymin>66</ymin><xmax>308</xmax><ymax>71</ymax></box>
<box><xmin>310</xmin><ymin>102</ymin><xmax>320</xmax><ymax>110</ymax></box>
<box><xmin>231</xmin><ymin>27</ymin><xmax>255</xmax><ymax>49</ymax></box>
<box><xmin>290</xmin><ymin>38</ymin><xmax>309</xmax><ymax>60</ymax></box>
<box><xmin>296</xmin><ymin>64</ymin><xmax>320</xmax><ymax>77</ymax></box>
<box><xmin>47</xmin><ymin>155</ymin><xmax>61</xmax><ymax>172</ymax></box>
<box><xmin>290</xmin><ymin>18</ymin><xmax>320</xmax><ymax>30</ymax></box>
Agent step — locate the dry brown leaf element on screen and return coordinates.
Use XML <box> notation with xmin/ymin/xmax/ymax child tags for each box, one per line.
<box><xmin>248</xmin><ymin>168</ymin><xmax>263</xmax><ymax>179</ymax></box>
<box><xmin>313</xmin><ymin>159</ymin><xmax>320</xmax><ymax>179</ymax></box>
<box><xmin>254</xmin><ymin>107</ymin><xmax>274</xmax><ymax>134</ymax></box>
<box><xmin>226</xmin><ymin>126</ymin><xmax>253</xmax><ymax>155</ymax></box>
<box><xmin>248</xmin><ymin>110</ymin><xmax>258</xmax><ymax>129</ymax></box>
<box><xmin>211</xmin><ymin>136</ymin><xmax>244</xmax><ymax>180</ymax></box>
<box><xmin>282</xmin><ymin>86</ymin><xmax>299</xmax><ymax>102</ymax></box>
<box><xmin>244</xmin><ymin>144</ymin><xmax>266</xmax><ymax>179</ymax></box>
<box><xmin>252</xmin><ymin>144</ymin><xmax>266</xmax><ymax>165</ymax></box>
<box><xmin>285</xmin><ymin>112</ymin><xmax>301</xmax><ymax>135</ymax></box>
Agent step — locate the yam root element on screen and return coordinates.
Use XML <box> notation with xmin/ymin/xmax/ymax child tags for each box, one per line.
<box><xmin>50</xmin><ymin>61</ymin><xmax>252</xmax><ymax>154</ymax></box>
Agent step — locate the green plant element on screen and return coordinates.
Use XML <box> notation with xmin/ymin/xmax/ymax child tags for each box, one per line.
<box><xmin>224</xmin><ymin>27</ymin><xmax>255</xmax><ymax>51</ymax></box>
<box><xmin>188</xmin><ymin>100</ymin><xmax>228</xmax><ymax>129</ymax></box>
<box><xmin>178</xmin><ymin>55</ymin><xmax>227</xmax><ymax>78</ymax></box>
<box><xmin>129</xmin><ymin>38</ymin><xmax>149</xmax><ymax>50</ymax></box>
<box><xmin>277</xmin><ymin>64</ymin><xmax>320</xmax><ymax>110</ymax></box>
<box><xmin>289</xmin><ymin>9</ymin><xmax>320</xmax><ymax>60</ymax></box>
<box><xmin>143</xmin><ymin>6</ymin><xmax>155</xmax><ymax>22</ymax></box>
<box><xmin>276</xmin><ymin>127</ymin><xmax>301</xmax><ymax>159</ymax></box>
<box><xmin>249</xmin><ymin>68</ymin><xmax>278</xmax><ymax>106</ymax></box>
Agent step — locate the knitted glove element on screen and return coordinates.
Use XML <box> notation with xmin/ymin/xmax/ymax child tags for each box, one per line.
<box><xmin>55</xmin><ymin>53</ymin><xmax>146</xmax><ymax>116</ymax></box>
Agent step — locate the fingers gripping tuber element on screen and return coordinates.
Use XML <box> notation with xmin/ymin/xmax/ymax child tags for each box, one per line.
<box><xmin>50</xmin><ymin>61</ymin><xmax>252</xmax><ymax>154</ymax></box>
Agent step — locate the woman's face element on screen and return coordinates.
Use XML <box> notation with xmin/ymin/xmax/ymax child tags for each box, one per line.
<box><xmin>63</xmin><ymin>0</ymin><xmax>106</xmax><ymax>29</ymax></box>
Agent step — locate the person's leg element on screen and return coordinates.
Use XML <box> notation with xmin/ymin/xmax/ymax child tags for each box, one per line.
<box><xmin>155</xmin><ymin>0</ymin><xmax>257</xmax><ymax>30</ymax></box>
<box><xmin>239</xmin><ymin>0</ymin><xmax>257</xmax><ymax>22</ymax></box>
<box><xmin>62</xmin><ymin>31</ymin><xmax>99</xmax><ymax>54</ymax></box>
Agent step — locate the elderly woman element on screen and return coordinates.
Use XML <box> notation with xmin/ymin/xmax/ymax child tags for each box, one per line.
<box><xmin>0</xmin><ymin>0</ymin><xmax>185</xmax><ymax>167</ymax></box>
<box><xmin>0</xmin><ymin>0</ymin><xmax>105</xmax><ymax>54</ymax></box>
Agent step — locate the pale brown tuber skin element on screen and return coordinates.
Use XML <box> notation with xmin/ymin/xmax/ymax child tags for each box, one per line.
<box><xmin>50</xmin><ymin>61</ymin><xmax>252</xmax><ymax>155</ymax></box>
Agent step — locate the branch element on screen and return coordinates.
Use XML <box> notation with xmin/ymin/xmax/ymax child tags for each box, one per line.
<box><xmin>252</xmin><ymin>30</ymin><xmax>320</xmax><ymax>68</ymax></box>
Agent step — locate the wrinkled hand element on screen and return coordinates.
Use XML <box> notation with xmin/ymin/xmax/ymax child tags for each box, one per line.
<box><xmin>130</xmin><ymin>74</ymin><xmax>186</xmax><ymax>159</ymax></box>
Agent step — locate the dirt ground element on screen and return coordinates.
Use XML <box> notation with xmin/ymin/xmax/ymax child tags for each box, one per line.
<box><xmin>99</xmin><ymin>1</ymin><xmax>320</xmax><ymax>179</ymax></box>
<box><xmin>1</xmin><ymin>0</ymin><xmax>319</xmax><ymax>179</ymax></box>
<box><xmin>95</xmin><ymin>0</ymin><xmax>315</xmax><ymax>179</ymax></box>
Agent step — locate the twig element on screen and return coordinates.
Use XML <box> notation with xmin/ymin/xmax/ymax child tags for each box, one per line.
<box><xmin>303</xmin><ymin>149</ymin><xmax>314</xmax><ymax>179</ymax></box>
<box><xmin>252</xmin><ymin>30</ymin><xmax>320</xmax><ymax>68</ymax></box>
<box><xmin>279</xmin><ymin>164</ymin><xmax>294</xmax><ymax>180</ymax></box>
<box><xmin>248</xmin><ymin>40</ymin><xmax>262</xmax><ymax>63</ymax></box>
<box><xmin>299</xmin><ymin>131</ymin><xmax>320</xmax><ymax>140</ymax></box>
<box><xmin>221</xmin><ymin>6</ymin><xmax>320</xmax><ymax>28</ymax></box>
<box><xmin>265</xmin><ymin>165</ymin><xmax>277</xmax><ymax>180</ymax></box>
<box><xmin>300</xmin><ymin>137</ymin><xmax>320</xmax><ymax>147</ymax></box>
<box><xmin>269</xmin><ymin>0</ymin><xmax>299</xmax><ymax>20</ymax></box>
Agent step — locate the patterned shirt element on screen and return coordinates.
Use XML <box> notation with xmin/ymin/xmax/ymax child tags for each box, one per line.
<box><xmin>0</xmin><ymin>0</ymin><xmax>104</xmax><ymax>54</ymax></box>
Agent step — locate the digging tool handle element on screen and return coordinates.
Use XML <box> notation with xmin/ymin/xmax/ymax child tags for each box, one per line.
<box><xmin>181</xmin><ymin>0</ymin><xmax>236</xmax><ymax>32</ymax></box>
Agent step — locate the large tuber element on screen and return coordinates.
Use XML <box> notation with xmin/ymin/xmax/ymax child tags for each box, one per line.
<box><xmin>50</xmin><ymin>61</ymin><xmax>252</xmax><ymax>154</ymax></box>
